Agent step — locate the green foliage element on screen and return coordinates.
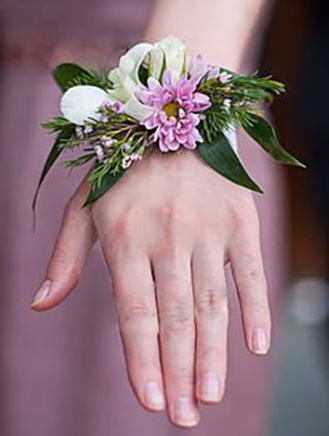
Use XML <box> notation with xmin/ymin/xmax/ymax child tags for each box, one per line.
<box><xmin>32</xmin><ymin>126</ymin><xmax>75</xmax><ymax>211</ymax></box>
<box><xmin>243</xmin><ymin>115</ymin><xmax>306</xmax><ymax>168</ymax></box>
<box><xmin>43</xmin><ymin>116</ymin><xmax>73</xmax><ymax>132</ymax></box>
<box><xmin>199</xmin><ymin>104</ymin><xmax>231</xmax><ymax>143</ymax></box>
<box><xmin>53</xmin><ymin>63</ymin><xmax>92</xmax><ymax>91</ymax></box>
<box><xmin>197</xmin><ymin>131</ymin><xmax>263</xmax><ymax>194</ymax></box>
<box><xmin>84</xmin><ymin>167</ymin><xmax>124</xmax><ymax>206</ymax></box>
<box><xmin>67</xmin><ymin>68</ymin><xmax>110</xmax><ymax>90</ymax></box>
<box><xmin>198</xmin><ymin>69</ymin><xmax>286</xmax><ymax>143</ymax></box>
<box><xmin>64</xmin><ymin>153</ymin><xmax>95</xmax><ymax>168</ymax></box>
<box><xmin>53</xmin><ymin>63</ymin><xmax>109</xmax><ymax>91</ymax></box>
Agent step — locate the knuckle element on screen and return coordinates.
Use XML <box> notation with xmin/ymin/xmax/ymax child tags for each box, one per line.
<box><xmin>116</xmin><ymin>214</ymin><xmax>132</xmax><ymax>241</ymax></box>
<box><xmin>195</xmin><ymin>288</ymin><xmax>228</xmax><ymax>318</ymax></box>
<box><xmin>118</xmin><ymin>296</ymin><xmax>157</xmax><ymax>321</ymax></box>
<box><xmin>109</xmin><ymin>210</ymin><xmax>135</xmax><ymax>245</ymax></box>
<box><xmin>116</xmin><ymin>294</ymin><xmax>159</xmax><ymax>334</ymax></box>
<box><xmin>157</xmin><ymin>202</ymin><xmax>178</xmax><ymax>226</ymax></box>
<box><xmin>160</xmin><ymin>296</ymin><xmax>194</xmax><ymax>335</ymax></box>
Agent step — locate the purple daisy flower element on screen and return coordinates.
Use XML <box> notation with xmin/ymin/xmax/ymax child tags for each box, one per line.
<box><xmin>137</xmin><ymin>64</ymin><xmax>211</xmax><ymax>152</ymax></box>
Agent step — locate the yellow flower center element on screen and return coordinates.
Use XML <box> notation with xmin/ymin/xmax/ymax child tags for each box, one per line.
<box><xmin>163</xmin><ymin>102</ymin><xmax>180</xmax><ymax>118</ymax></box>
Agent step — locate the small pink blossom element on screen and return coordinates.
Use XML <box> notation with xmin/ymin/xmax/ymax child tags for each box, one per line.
<box><xmin>137</xmin><ymin>66</ymin><xmax>211</xmax><ymax>152</ymax></box>
<box><xmin>131</xmin><ymin>153</ymin><xmax>142</xmax><ymax>162</ymax></box>
<box><xmin>113</xmin><ymin>101</ymin><xmax>124</xmax><ymax>113</ymax></box>
<box><xmin>207</xmin><ymin>67</ymin><xmax>220</xmax><ymax>79</ymax></box>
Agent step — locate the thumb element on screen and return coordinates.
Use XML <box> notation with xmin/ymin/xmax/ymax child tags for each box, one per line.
<box><xmin>31</xmin><ymin>181</ymin><xmax>97</xmax><ymax>311</ymax></box>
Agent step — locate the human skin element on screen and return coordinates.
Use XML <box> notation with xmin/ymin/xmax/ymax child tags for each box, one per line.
<box><xmin>31</xmin><ymin>0</ymin><xmax>269</xmax><ymax>428</ymax></box>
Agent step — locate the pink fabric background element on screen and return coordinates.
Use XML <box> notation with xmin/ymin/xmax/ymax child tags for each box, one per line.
<box><xmin>0</xmin><ymin>1</ymin><xmax>286</xmax><ymax>435</ymax></box>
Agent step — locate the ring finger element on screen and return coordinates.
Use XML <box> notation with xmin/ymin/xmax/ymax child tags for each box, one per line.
<box><xmin>192</xmin><ymin>241</ymin><xmax>228</xmax><ymax>404</ymax></box>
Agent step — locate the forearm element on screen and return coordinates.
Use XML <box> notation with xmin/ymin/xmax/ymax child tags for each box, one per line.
<box><xmin>145</xmin><ymin>0</ymin><xmax>268</xmax><ymax>71</ymax></box>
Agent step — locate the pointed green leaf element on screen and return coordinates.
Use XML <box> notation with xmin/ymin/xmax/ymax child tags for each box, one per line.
<box><xmin>32</xmin><ymin>127</ymin><xmax>74</xmax><ymax>211</ymax></box>
<box><xmin>244</xmin><ymin>115</ymin><xmax>306</xmax><ymax>168</ymax></box>
<box><xmin>53</xmin><ymin>63</ymin><xmax>93</xmax><ymax>92</ymax></box>
<box><xmin>197</xmin><ymin>131</ymin><xmax>263</xmax><ymax>193</ymax></box>
<box><xmin>83</xmin><ymin>169</ymin><xmax>125</xmax><ymax>207</ymax></box>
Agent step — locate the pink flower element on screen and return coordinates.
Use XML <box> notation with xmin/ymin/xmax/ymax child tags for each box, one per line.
<box><xmin>113</xmin><ymin>101</ymin><xmax>124</xmax><ymax>113</ymax></box>
<box><xmin>137</xmin><ymin>66</ymin><xmax>211</xmax><ymax>152</ymax></box>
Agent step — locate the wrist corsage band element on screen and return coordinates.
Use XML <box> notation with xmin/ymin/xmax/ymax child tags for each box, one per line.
<box><xmin>33</xmin><ymin>35</ymin><xmax>304</xmax><ymax>209</ymax></box>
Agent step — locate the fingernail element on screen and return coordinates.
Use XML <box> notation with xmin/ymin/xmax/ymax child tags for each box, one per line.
<box><xmin>174</xmin><ymin>397</ymin><xmax>199</xmax><ymax>427</ymax></box>
<box><xmin>31</xmin><ymin>280</ymin><xmax>51</xmax><ymax>307</ymax></box>
<box><xmin>252</xmin><ymin>328</ymin><xmax>268</xmax><ymax>354</ymax></box>
<box><xmin>199</xmin><ymin>372</ymin><xmax>221</xmax><ymax>402</ymax></box>
<box><xmin>144</xmin><ymin>382</ymin><xmax>165</xmax><ymax>410</ymax></box>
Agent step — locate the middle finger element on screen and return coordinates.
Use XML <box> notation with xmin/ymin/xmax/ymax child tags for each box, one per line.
<box><xmin>152</xmin><ymin>248</ymin><xmax>199</xmax><ymax>428</ymax></box>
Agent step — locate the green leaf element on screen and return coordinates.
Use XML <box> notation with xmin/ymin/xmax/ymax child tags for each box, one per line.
<box><xmin>64</xmin><ymin>153</ymin><xmax>95</xmax><ymax>168</ymax></box>
<box><xmin>244</xmin><ymin>115</ymin><xmax>306</xmax><ymax>168</ymax></box>
<box><xmin>53</xmin><ymin>63</ymin><xmax>93</xmax><ymax>92</ymax></box>
<box><xmin>83</xmin><ymin>169</ymin><xmax>125</xmax><ymax>207</ymax></box>
<box><xmin>32</xmin><ymin>127</ymin><xmax>74</xmax><ymax>212</ymax></box>
<box><xmin>197</xmin><ymin>131</ymin><xmax>263</xmax><ymax>193</ymax></box>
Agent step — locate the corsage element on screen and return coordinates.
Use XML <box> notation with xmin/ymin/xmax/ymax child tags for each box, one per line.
<box><xmin>33</xmin><ymin>35</ymin><xmax>304</xmax><ymax>209</ymax></box>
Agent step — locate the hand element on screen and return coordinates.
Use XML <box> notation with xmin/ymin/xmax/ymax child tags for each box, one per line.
<box><xmin>31</xmin><ymin>149</ymin><xmax>271</xmax><ymax>428</ymax></box>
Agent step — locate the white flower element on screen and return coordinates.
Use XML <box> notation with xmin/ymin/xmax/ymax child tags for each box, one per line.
<box><xmin>154</xmin><ymin>36</ymin><xmax>186</xmax><ymax>83</ymax></box>
<box><xmin>60</xmin><ymin>36</ymin><xmax>187</xmax><ymax>125</ymax></box>
<box><xmin>61</xmin><ymin>85</ymin><xmax>110</xmax><ymax>125</ymax></box>
<box><xmin>107</xmin><ymin>36</ymin><xmax>186</xmax><ymax>118</ymax></box>
<box><xmin>107</xmin><ymin>42</ymin><xmax>155</xmax><ymax>121</ymax></box>
<box><xmin>149</xmin><ymin>46</ymin><xmax>164</xmax><ymax>80</ymax></box>
<box><xmin>121</xmin><ymin>155</ymin><xmax>132</xmax><ymax>169</ymax></box>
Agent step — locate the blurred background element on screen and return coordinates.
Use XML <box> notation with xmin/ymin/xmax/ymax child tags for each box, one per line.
<box><xmin>0</xmin><ymin>0</ymin><xmax>328</xmax><ymax>435</ymax></box>
<box><xmin>261</xmin><ymin>0</ymin><xmax>329</xmax><ymax>434</ymax></box>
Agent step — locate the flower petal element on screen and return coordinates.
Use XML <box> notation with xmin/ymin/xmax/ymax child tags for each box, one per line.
<box><xmin>123</xmin><ymin>94</ymin><xmax>155</xmax><ymax>121</ymax></box>
<box><xmin>188</xmin><ymin>54</ymin><xmax>211</xmax><ymax>85</ymax></box>
<box><xmin>108</xmin><ymin>43</ymin><xmax>153</xmax><ymax>104</ymax></box>
<box><xmin>162</xmin><ymin>69</ymin><xmax>173</xmax><ymax>88</ymax></box>
<box><xmin>150</xmin><ymin>46</ymin><xmax>164</xmax><ymax>80</ymax></box>
<box><xmin>118</xmin><ymin>42</ymin><xmax>153</xmax><ymax>84</ymax></box>
<box><xmin>61</xmin><ymin>85</ymin><xmax>109</xmax><ymax>125</ymax></box>
<box><xmin>156</xmin><ymin>36</ymin><xmax>186</xmax><ymax>83</ymax></box>
<box><xmin>147</xmin><ymin>77</ymin><xmax>162</xmax><ymax>93</ymax></box>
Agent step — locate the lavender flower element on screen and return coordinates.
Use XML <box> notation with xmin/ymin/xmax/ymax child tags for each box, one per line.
<box><xmin>207</xmin><ymin>67</ymin><xmax>220</xmax><ymax>79</ymax></box>
<box><xmin>122</xmin><ymin>143</ymin><xmax>131</xmax><ymax>151</ymax></box>
<box><xmin>113</xmin><ymin>101</ymin><xmax>124</xmax><ymax>114</ymax></box>
<box><xmin>131</xmin><ymin>153</ymin><xmax>142</xmax><ymax>162</ymax></box>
